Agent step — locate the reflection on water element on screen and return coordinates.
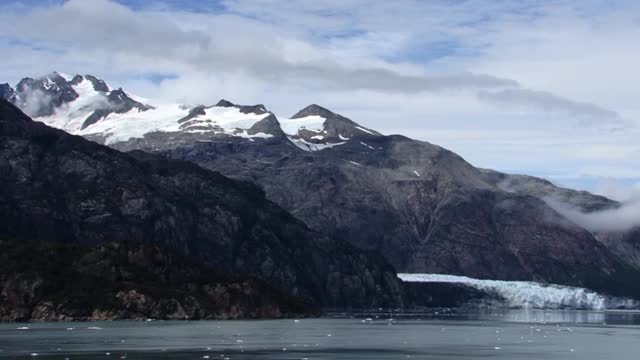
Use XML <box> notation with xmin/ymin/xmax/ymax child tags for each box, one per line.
<box><xmin>1</xmin><ymin>310</ymin><xmax>639</xmax><ymax>360</ymax></box>
<box><xmin>344</xmin><ymin>308</ymin><xmax>640</xmax><ymax>325</ymax></box>
<box><xmin>452</xmin><ymin>308</ymin><xmax>640</xmax><ymax>324</ymax></box>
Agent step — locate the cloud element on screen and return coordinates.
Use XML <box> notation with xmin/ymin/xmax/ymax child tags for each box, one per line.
<box><xmin>592</xmin><ymin>179</ymin><xmax>640</xmax><ymax>202</ymax></box>
<box><xmin>477</xmin><ymin>88</ymin><xmax>624</xmax><ymax>126</ymax></box>
<box><xmin>543</xmin><ymin>176</ymin><xmax>640</xmax><ymax>233</ymax></box>
<box><xmin>17</xmin><ymin>88</ymin><xmax>53</xmax><ymax>117</ymax></box>
<box><xmin>0</xmin><ymin>0</ymin><xmax>526</xmax><ymax>96</ymax></box>
<box><xmin>545</xmin><ymin>196</ymin><xmax>640</xmax><ymax>233</ymax></box>
<box><xmin>0</xmin><ymin>0</ymin><xmax>639</xmax><ymax>189</ymax></box>
<box><xmin>0</xmin><ymin>0</ymin><xmax>621</xmax><ymax>106</ymax></box>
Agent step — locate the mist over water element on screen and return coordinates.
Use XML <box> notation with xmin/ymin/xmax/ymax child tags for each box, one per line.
<box><xmin>1</xmin><ymin>312</ymin><xmax>639</xmax><ymax>360</ymax></box>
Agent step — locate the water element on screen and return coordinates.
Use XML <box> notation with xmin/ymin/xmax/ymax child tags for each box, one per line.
<box><xmin>1</xmin><ymin>310</ymin><xmax>640</xmax><ymax>359</ymax></box>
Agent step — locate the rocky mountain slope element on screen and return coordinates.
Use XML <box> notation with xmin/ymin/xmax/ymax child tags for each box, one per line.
<box><xmin>4</xmin><ymin>72</ymin><xmax>640</xmax><ymax>300</ymax></box>
<box><xmin>0</xmin><ymin>239</ymin><xmax>316</xmax><ymax>322</ymax></box>
<box><xmin>0</xmin><ymin>98</ymin><xmax>406</xmax><ymax>310</ymax></box>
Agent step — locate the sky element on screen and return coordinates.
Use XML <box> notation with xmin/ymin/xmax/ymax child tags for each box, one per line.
<box><xmin>1</xmin><ymin>0</ymin><xmax>639</xmax><ymax>198</ymax></box>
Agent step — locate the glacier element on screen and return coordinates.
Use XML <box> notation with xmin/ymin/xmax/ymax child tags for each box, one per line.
<box><xmin>398</xmin><ymin>273</ymin><xmax>639</xmax><ymax>310</ymax></box>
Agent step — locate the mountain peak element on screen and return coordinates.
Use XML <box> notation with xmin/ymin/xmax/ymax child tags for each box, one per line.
<box><xmin>216</xmin><ymin>99</ymin><xmax>235</xmax><ymax>107</ymax></box>
<box><xmin>214</xmin><ymin>99</ymin><xmax>269</xmax><ymax>115</ymax></box>
<box><xmin>284</xmin><ymin>104</ymin><xmax>381</xmax><ymax>148</ymax></box>
<box><xmin>70</xmin><ymin>74</ymin><xmax>110</xmax><ymax>92</ymax></box>
<box><xmin>291</xmin><ymin>104</ymin><xmax>336</xmax><ymax>119</ymax></box>
<box><xmin>12</xmin><ymin>72</ymin><xmax>79</xmax><ymax>117</ymax></box>
<box><xmin>47</xmin><ymin>71</ymin><xmax>66</xmax><ymax>81</ymax></box>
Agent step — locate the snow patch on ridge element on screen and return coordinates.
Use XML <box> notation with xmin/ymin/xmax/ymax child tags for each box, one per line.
<box><xmin>289</xmin><ymin>138</ymin><xmax>346</xmax><ymax>151</ymax></box>
<box><xmin>279</xmin><ymin>115</ymin><xmax>326</xmax><ymax>135</ymax></box>
<box><xmin>187</xmin><ymin>106</ymin><xmax>271</xmax><ymax>132</ymax></box>
<box><xmin>356</xmin><ymin>126</ymin><xmax>375</xmax><ymax>135</ymax></box>
<box><xmin>398</xmin><ymin>273</ymin><xmax>639</xmax><ymax>310</ymax></box>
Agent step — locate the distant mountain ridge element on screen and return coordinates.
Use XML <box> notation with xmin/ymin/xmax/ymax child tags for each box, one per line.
<box><xmin>5</xmin><ymin>72</ymin><xmax>640</xmax><ymax>300</ymax></box>
<box><xmin>1</xmin><ymin>72</ymin><xmax>380</xmax><ymax>149</ymax></box>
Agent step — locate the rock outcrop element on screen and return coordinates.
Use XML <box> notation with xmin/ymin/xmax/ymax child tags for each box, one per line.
<box><xmin>0</xmin><ymin>240</ymin><xmax>317</xmax><ymax>322</ymax></box>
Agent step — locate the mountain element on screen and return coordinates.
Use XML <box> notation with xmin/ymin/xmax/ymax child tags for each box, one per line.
<box><xmin>0</xmin><ymin>98</ymin><xmax>406</xmax><ymax>310</ymax></box>
<box><xmin>0</xmin><ymin>83</ymin><xmax>16</xmax><ymax>103</ymax></box>
<box><xmin>6</xmin><ymin>72</ymin><xmax>640</xmax><ymax>300</ymax></box>
<box><xmin>0</xmin><ymin>239</ymin><xmax>316</xmax><ymax>322</ymax></box>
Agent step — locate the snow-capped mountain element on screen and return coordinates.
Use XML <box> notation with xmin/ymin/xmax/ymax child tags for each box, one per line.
<box><xmin>5</xmin><ymin>71</ymin><xmax>640</xmax><ymax>302</ymax></box>
<box><xmin>1</xmin><ymin>72</ymin><xmax>378</xmax><ymax>151</ymax></box>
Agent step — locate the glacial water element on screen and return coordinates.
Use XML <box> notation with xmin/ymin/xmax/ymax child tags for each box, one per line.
<box><xmin>1</xmin><ymin>310</ymin><xmax>640</xmax><ymax>359</ymax></box>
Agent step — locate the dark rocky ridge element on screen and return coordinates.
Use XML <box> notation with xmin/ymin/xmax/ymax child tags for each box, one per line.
<box><xmin>0</xmin><ymin>83</ymin><xmax>16</xmax><ymax>103</ymax></box>
<box><xmin>0</xmin><ymin>239</ymin><xmax>317</xmax><ymax>322</ymax></box>
<box><xmin>216</xmin><ymin>99</ymin><xmax>269</xmax><ymax>115</ymax></box>
<box><xmin>117</xmin><ymin>104</ymin><xmax>640</xmax><ymax>300</ymax></box>
<box><xmin>0</xmin><ymin>99</ymin><xmax>406</xmax><ymax>309</ymax></box>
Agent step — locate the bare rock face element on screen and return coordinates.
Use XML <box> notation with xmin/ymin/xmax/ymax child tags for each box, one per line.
<box><xmin>0</xmin><ymin>83</ymin><xmax>16</xmax><ymax>103</ymax></box>
<box><xmin>135</xmin><ymin>105</ymin><xmax>640</xmax><ymax>300</ymax></box>
<box><xmin>0</xmin><ymin>240</ymin><xmax>317</xmax><ymax>321</ymax></box>
<box><xmin>597</xmin><ymin>228</ymin><xmax>640</xmax><ymax>270</ymax></box>
<box><xmin>13</xmin><ymin>72</ymin><xmax>79</xmax><ymax>117</ymax></box>
<box><xmin>0</xmin><ymin>99</ymin><xmax>405</xmax><ymax>310</ymax></box>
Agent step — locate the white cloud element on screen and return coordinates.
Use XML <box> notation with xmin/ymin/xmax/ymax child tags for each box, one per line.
<box><xmin>545</xmin><ymin>196</ymin><xmax>640</xmax><ymax>233</ymax></box>
<box><xmin>1</xmin><ymin>0</ymin><xmax>639</xmax><ymax>190</ymax></box>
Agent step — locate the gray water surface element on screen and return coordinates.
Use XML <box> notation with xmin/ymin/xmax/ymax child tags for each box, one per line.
<box><xmin>1</xmin><ymin>310</ymin><xmax>639</xmax><ymax>359</ymax></box>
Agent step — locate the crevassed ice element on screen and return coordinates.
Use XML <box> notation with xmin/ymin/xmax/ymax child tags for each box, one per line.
<box><xmin>398</xmin><ymin>273</ymin><xmax>639</xmax><ymax>310</ymax></box>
